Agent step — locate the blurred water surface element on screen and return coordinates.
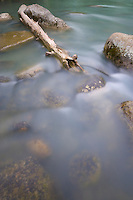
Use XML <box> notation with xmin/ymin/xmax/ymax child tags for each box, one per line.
<box><xmin>0</xmin><ymin>0</ymin><xmax>133</xmax><ymax>199</ymax></box>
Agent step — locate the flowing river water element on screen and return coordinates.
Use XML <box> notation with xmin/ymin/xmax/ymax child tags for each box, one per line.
<box><xmin>1</xmin><ymin>0</ymin><xmax>133</xmax><ymax>199</ymax></box>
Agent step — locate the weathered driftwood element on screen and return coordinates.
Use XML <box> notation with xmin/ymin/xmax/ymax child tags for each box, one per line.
<box><xmin>18</xmin><ymin>4</ymin><xmax>85</xmax><ymax>72</ymax></box>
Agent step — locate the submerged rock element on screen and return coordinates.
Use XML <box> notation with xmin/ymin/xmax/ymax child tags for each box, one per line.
<box><xmin>0</xmin><ymin>31</ymin><xmax>34</xmax><ymax>51</ymax></box>
<box><xmin>16</xmin><ymin>64</ymin><xmax>44</xmax><ymax>80</ymax></box>
<box><xmin>0</xmin><ymin>156</ymin><xmax>59</xmax><ymax>200</ymax></box>
<box><xmin>23</xmin><ymin>4</ymin><xmax>69</xmax><ymax>30</ymax></box>
<box><xmin>103</xmin><ymin>32</ymin><xmax>133</xmax><ymax>70</ymax></box>
<box><xmin>13</xmin><ymin>121</ymin><xmax>31</xmax><ymax>133</ymax></box>
<box><xmin>0</xmin><ymin>13</ymin><xmax>12</xmax><ymax>21</ymax></box>
<box><xmin>27</xmin><ymin>139</ymin><xmax>52</xmax><ymax>159</ymax></box>
<box><xmin>118</xmin><ymin>101</ymin><xmax>133</xmax><ymax>135</ymax></box>
<box><xmin>0</xmin><ymin>75</ymin><xmax>11</xmax><ymax>83</ymax></box>
<box><xmin>69</xmin><ymin>152</ymin><xmax>101</xmax><ymax>188</ymax></box>
<box><xmin>41</xmin><ymin>88</ymin><xmax>70</xmax><ymax>108</ymax></box>
<box><xmin>76</xmin><ymin>75</ymin><xmax>105</xmax><ymax>93</ymax></box>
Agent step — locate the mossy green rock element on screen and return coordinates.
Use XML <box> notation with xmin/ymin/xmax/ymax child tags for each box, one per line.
<box><xmin>104</xmin><ymin>32</ymin><xmax>133</xmax><ymax>70</ymax></box>
<box><xmin>0</xmin><ymin>156</ymin><xmax>59</xmax><ymax>200</ymax></box>
<box><xmin>0</xmin><ymin>31</ymin><xmax>34</xmax><ymax>51</ymax></box>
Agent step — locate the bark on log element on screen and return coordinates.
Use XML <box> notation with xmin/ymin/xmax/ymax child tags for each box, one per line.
<box><xmin>18</xmin><ymin>4</ymin><xmax>85</xmax><ymax>72</ymax></box>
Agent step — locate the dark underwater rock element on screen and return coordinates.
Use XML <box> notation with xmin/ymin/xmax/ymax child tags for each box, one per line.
<box><xmin>76</xmin><ymin>75</ymin><xmax>105</xmax><ymax>93</ymax></box>
<box><xmin>0</xmin><ymin>156</ymin><xmax>59</xmax><ymax>200</ymax></box>
<box><xmin>0</xmin><ymin>31</ymin><xmax>34</xmax><ymax>51</ymax></box>
<box><xmin>103</xmin><ymin>32</ymin><xmax>133</xmax><ymax>70</ymax></box>
<box><xmin>0</xmin><ymin>13</ymin><xmax>12</xmax><ymax>21</ymax></box>
<box><xmin>23</xmin><ymin>4</ymin><xmax>69</xmax><ymax>30</ymax></box>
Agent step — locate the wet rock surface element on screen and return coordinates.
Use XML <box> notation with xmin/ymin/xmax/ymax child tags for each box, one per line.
<box><xmin>0</xmin><ymin>13</ymin><xmax>12</xmax><ymax>21</ymax></box>
<box><xmin>23</xmin><ymin>4</ymin><xmax>69</xmax><ymax>30</ymax></box>
<box><xmin>76</xmin><ymin>75</ymin><xmax>105</xmax><ymax>93</ymax></box>
<box><xmin>0</xmin><ymin>156</ymin><xmax>59</xmax><ymax>200</ymax></box>
<box><xmin>103</xmin><ymin>32</ymin><xmax>133</xmax><ymax>70</ymax></box>
<box><xmin>0</xmin><ymin>31</ymin><xmax>34</xmax><ymax>51</ymax></box>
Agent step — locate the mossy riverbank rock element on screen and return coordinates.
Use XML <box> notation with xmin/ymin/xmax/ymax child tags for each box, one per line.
<box><xmin>0</xmin><ymin>156</ymin><xmax>59</xmax><ymax>200</ymax></box>
<box><xmin>0</xmin><ymin>31</ymin><xmax>34</xmax><ymax>51</ymax></box>
<box><xmin>21</xmin><ymin>4</ymin><xmax>69</xmax><ymax>30</ymax></box>
<box><xmin>16</xmin><ymin>64</ymin><xmax>44</xmax><ymax>80</ymax></box>
<box><xmin>104</xmin><ymin>32</ymin><xmax>133</xmax><ymax>70</ymax></box>
<box><xmin>77</xmin><ymin>75</ymin><xmax>105</xmax><ymax>93</ymax></box>
<box><xmin>118</xmin><ymin>101</ymin><xmax>133</xmax><ymax>135</ymax></box>
<box><xmin>69</xmin><ymin>152</ymin><xmax>101</xmax><ymax>188</ymax></box>
<box><xmin>0</xmin><ymin>13</ymin><xmax>12</xmax><ymax>21</ymax></box>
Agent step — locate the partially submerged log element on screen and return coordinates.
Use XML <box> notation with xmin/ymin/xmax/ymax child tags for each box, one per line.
<box><xmin>18</xmin><ymin>4</ymin><xmax>85</xmax><ymax>72</ymax></box>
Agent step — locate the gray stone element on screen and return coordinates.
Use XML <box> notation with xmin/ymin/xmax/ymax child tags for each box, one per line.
<box><xmin>103</xmin><ymin>32</ymin><xmax>133</xmax><ymax>70</ymax></box>
<box><xmin>24</xmin><ymin>4</ymin><xmax>70</xmax><ymax>30</ymax></box>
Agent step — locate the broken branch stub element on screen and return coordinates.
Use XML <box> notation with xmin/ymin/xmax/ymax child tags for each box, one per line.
<box><xmin>18</xmin><ymin>4</ymin><xmax>85</xmax><ymax>72</ymax></box>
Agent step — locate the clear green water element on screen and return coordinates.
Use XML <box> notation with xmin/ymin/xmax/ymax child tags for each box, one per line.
<box><xmin>1</xmin><ymin>0</ymin><xmax>133</xmax><ymax>199</ymax></box>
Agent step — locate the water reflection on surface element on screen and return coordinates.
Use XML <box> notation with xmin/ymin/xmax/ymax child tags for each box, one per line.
<box><xmin>0</xmin><ymin>0</ymin><xmax>133</xmax><ymax>199</ymax></box>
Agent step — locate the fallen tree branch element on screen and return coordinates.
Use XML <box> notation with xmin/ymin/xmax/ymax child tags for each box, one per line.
<box><xmin>18</xmin><ymin>4</ymin><xmax>85</xmax><ymax>72</ymax></box>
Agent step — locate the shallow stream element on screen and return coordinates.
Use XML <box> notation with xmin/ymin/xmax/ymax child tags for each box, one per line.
<box><xmin>1</xmin><ymin>0</ymin><xmax>133</xmax><ymax>199</ymax></box>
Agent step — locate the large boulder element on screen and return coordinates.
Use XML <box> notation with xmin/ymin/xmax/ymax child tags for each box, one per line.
<box><xmin>103</xmin><ymin>32</ymin><xmax>133</xmax><ymax>70</ymax></box>
<box><xmin>0</xmin><ymin>31</ymin><xmax>34</xmax><ymax>51</ymax></box>
<box><xmin>0</xmin><ymin>13</ymin><xmax>12</xmax><ymax>21</ymax></box>
<box><xmin>22</xmin><ymin>4</ymin><xmax>69</xmax><ymax>30</ymax></box>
